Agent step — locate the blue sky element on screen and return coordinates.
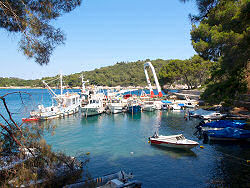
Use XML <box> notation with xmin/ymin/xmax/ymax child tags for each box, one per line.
<box><xmin>0</xmin><ymin>0</ymin><xmax>197</xmax><ymax>79</ymax></box>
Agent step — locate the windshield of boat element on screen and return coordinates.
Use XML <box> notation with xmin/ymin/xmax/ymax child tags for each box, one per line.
<box><xmin>176</xmin><ymin>135</ymin><xmax>185</xmax><ymax>140</ymax></box>
<box><xmin>90</xmin><ymin>100</ymin><xmax>99</xmax><ymax>104</ymax></box>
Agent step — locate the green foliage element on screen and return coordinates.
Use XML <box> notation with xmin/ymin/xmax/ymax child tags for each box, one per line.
<box><xmin>158</xmin><ymin>55</ymin><xmax>214</xmax><ymax>89</ymax></box>
<box><xmin>0</xmin><ymin>77</ymin><xmax>42</xmax><ymax>87</ymax></box>
<box><xmin>190</xmin><ymin>0</ymin><xmax>249</xmax><ymax>103</ymax></box>
<box><xmin>0</xmin><ymin>0</ymin><xmax>81</xmax><ymax>65</ymax></box>
<box><xmin>201</xmin><ymin>70</ymin><xmax>247</xmax><ymax>104</ymax></box>
<box><xmin>52</xmin><ymin>59</ymin><xmax>172</xmax><ymax>87</ymax></box>
<box><xmin>0</xmin><ymin>59</ymin><xmax>170</xmax><ymax>87</ymax></box>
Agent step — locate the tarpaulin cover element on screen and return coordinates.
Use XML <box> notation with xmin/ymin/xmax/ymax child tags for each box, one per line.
<box><xmin>178</xmin><ymin>103</ymin><xmax>185</xmax><ymax>106</ymax></box>
<box><xmin>203</xmin><ymin>120</ymin><xmax>246</xmax><ymax>129</ymax></box>
<box><xmin>161</xmin><ymin>100</ymin><xmax>172</xmax><ymax>104</ymax></box>
<box><xmin>206</xmin><ymin>127</ymin><xmax>250</xmax><ymax>139</ymax></box>
<box><xmin>189</xmin><ymin>109</ymin><xmax>216</xmax><ymax>116</ymax></box>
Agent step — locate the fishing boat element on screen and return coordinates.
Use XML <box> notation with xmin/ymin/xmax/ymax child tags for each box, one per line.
<box><xmin>142</xmin><ymin>101</ymin><xmax>156</xmax><ymax>112</ymax></box>
<box><xmin>161</xmin><ymin>100</ymin><xmax>172</xmax><ymax>110</ymax></box>
<box><xmin>80</xmin><ymin>75</ymin><xmax>90</xmax><ymax>108</ymax></box>
<box><xmin>149</xmin><ymin>133</ymin><xmax>199</xmax><ymax>149</ymax></box>
<box><xmin>154</xmin><ymin>101</ymin><xmax>162</xmax><ymax>110</ymax></box>
<box><xmin>184</xmin><ymin>101</ymin><xmax>198</xmax><ymax>108</ymax></box>
<box><xmin>81</xmin><ymin>92</ymin><xmax>106</xmax><ymax>117</ymax></box>
<box><xmin>169</xmin><ymin>103</ymin><xmax>182</xmax><ymax>110</ymax></box>
<box><xmin>161</xmin><ymin>103</ymin><xmax>168</xmax><ymax>110</ymax></box>
<box><xmin>127</xmin><ymin>99</ymin><xmax>141</xmax><ymax>114</ymax></box>
<box><xmin>30</xmin><ymin>74</ymin><xmax>81</xmax><ymax>120</ymax></box>
<box><xmin>108</xmin><ymin>98</ymin><xmax>126</xmax><ymax>114</ymax></box>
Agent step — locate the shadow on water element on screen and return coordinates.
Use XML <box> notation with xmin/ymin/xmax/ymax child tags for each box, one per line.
<box><xmin>126</xmin><ymin>113</ymin><xmax>142</xmax><ymax>121</ymax></box>
<box><xmin>80</xmin><ymin>114</ymin><xmax>106</xmax><ymax>125</ymax></box>
<box><xmin>206</xmin><ymin>143</ymin><xmax>250</xmax><ymax>187</ymax></box>
<box><xmin>151</xmin><ymin>145</ymin><xmax>197</xmax><ymax>158</ymax></box>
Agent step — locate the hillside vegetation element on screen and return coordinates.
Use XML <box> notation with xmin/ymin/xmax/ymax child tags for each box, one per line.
<box><xmin>0</xmin><ymin>59</ymin><xmax>169</xmax><ymax>87</ymax></box>
<box><xmin>0</xmin><ymin>57</ymin><xmax>214</xmax><ymax>89</ymax></box>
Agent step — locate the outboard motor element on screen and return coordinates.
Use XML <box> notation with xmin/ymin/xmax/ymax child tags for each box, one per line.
<box><xmin>194</xmin><ymin>120</ymin><xmax>205</xmax><ymax>135</ymax></box>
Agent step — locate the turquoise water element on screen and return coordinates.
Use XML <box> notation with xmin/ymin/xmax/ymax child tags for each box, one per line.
<box><xmin>0</xmin><ymin>89</ymin><xmax>250</xmax><ymax>187</ymax></box>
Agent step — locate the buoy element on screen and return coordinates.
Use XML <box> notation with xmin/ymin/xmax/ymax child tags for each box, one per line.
<box><xmin>86</xmin><ymin>152</ymin><xmax>90</xmax><ymax>155</ymax></box>
<box><xmin>130</xmin><ymin>152</ymin><xmax>134</xmax><ymax>155</ymax></box>
<box><xmin>148</xmin><ymin>140</ymin><xmax>150</xmax><ymax>143</ymax></box>
<box><xmin>247</xmin><ymin>160</ymin><xmax>250</xmax><ymax>163</ymax></box>
<box><xmin>200</xmin><ymin>146</ymin><xmax>204</xmax><ymax>149</ymax></box>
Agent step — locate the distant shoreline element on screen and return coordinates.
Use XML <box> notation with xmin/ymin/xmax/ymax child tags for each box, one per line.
<box><xmin>0</xmin><ymin>86</ymin><xmax>145</xmax><ymax>90</ymax></box>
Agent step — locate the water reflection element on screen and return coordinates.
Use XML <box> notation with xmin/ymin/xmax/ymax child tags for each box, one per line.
<box><xmin>37</xmin><ymin>113</ymin><xmax>80</xmax><ymax>127</ymax></box>
<box><xmin>126</xmin><ymin>113</ymin><xmax>142</xmax><ymax>121</ymax></box>
<box><xmin>207</xmin><ymin>143</ymin><xmax>250</xmax><ymax>187</ymax></box>
<box><xmin>81</xmin><ymin>114</ymin><xmax>104</xmax><ymax>125</ymax></box>
<box><xmin>151</xmin><ymin>145</ymin><xmax>197</xmax><ymax>159</ymax></box>
<box><xmin>109</xmin><ymin>113</ymin><xmax>126</xmax><ymax>122</ymax></box>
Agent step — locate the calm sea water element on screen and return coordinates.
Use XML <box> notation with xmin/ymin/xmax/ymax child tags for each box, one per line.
<box><xmin>0</xmin><ymin>89</ymin><xmax>249</xmax><ymax>187</ymax></box>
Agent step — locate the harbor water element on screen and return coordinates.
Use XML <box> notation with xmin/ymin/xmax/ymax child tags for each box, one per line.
<box><xmin>0</xmin><ymin>89</ymin><xmax>249</xmax><ymax>187</ymax></box>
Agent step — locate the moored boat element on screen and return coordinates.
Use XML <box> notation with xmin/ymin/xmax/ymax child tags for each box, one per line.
<box><xmin>201</xmin><ymin>112</ymin><xmax>227</xmax><ymax>120</ymax></box>
<box><xmin>81</xmin><ymin>91</ymin><xmax>106</xmax><ymax>117</ymax></box>
<box><xmin>65</xmin><ymin>171</ymin><xmax>142</xmax><ymax>188</ymax></box>
<box><xmin>30</xmin><ymin>74</ymin><xmax>81</xmax><ymax>120</ymax></box>
<box><xmin>127</xmin><ymin>98</ymin><xmax>142</xmax><ymax>114</ymax></box>
<box><xmin>107</xmin><ymin>98</ymin><xmax>127</xmax><ymax>114</ymax></box>
<box><xmin>149</xmin><ymin>133</ymin><xmax>199</xmax><ymax>149</ymax></box>
<box><xmin>203</xmin><ymin>127</ymin><xmax>250</xmax><ymax>142</ymax></box>
<box><xmin>22</xmin><ymin>117</ymin><xmax>39</xmax><ymax>122</ymax></box>
<box><xmin>142</xmin><ymin>101</ymin><xmax>156</xmax><ymax>112</ymax></box>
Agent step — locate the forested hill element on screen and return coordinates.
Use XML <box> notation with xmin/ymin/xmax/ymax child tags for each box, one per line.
<box><xmin>0</xmin><ymin>59</ymin><xmax>169</xmax><ymax>87</ymax></box>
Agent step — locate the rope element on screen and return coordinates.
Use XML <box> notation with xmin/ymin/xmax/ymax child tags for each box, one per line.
<box><xmin>197</xmin><ymin>146</ymin><xmax>250</xmax><ymax>167</ymax></box>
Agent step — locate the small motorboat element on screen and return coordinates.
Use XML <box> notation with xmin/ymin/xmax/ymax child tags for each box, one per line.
<box><xmin>65</xmin><ymin>171</ymin><xmax>142</xmax><ymax>188</ymax></box>
<box><xmin>149</xmin><ymin>133</ymin><xmax>199</xmax><ymax>149</ymax></box>
<box><xmin>201</xmin><ymin>112</ymin><xmax>226</xmax><ymax>120</ymax></box>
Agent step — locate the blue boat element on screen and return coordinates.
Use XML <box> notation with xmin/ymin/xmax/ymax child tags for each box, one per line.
<box><xmin>128</xmin><ymin>105</ymin><xmax>141</xmax><ymax>114</ymax></box>
<box><xmin>204</xmin><ymin>127</ymin><xmax>250</xmax><ymax>141</ymax></box>
<box><xmin>127</xmin><ymin>99</ymin><xmax>142</xmax><ymax>114</ymax></box>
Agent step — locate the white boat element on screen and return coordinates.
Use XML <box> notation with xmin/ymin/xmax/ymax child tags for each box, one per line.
<box><xmin>142</xmin><ymin>101</ymin><xmax>156</xmax><ymax>112</ymax></box>
<box><xmin>201</xmin><ymin>112</ymin><xmax>226</xmax><ymax>120</ymax></box>
<box><xmin>169</xmin><ymin>103</ymin><xmax>182</xmax><ymax>110</ymax></box>
<box><xmin>185</xmin><ymin>101</ymin><xmax>198</xmax><ymax>108</ymax></box>
<box><xmin>108</xmin><ymin>99</ymin><xmax>126</xmax><ymax>114</ymax></box>
<box><xmin>189</xmin><ymin>109</ymin><xmax>215</xmax><ymax>118</ymax></box>
<box><xmin>154</xmin><ymin>101</ymin><xmax>162</xmax><ymax>110</ymax></box>
<box><xmin>80</xmin><ymin>75</ymin><xmax>90</xmax><ymax>108</ymax></box>
<box><xmin>30</xmin><ymin>74</ymin><xmax>80</xmax><ymax>120</ymax></box>
<box><xmin>149</xmin><ymin>133</ymin><xmax>199</xmax><ymax>149</ymax></box>
<box><xmin>81</xmin><ymin>92</ymin><xmax>106</xmax><ymax>117</ymax></box>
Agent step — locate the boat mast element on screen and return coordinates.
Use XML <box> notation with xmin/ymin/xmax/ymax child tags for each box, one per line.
<box><xmin>80</xmin><ymin>74</ymin><xmax>89</xmax><ymax>92</ymax></box>
<box><xmin>42</xmin><ymin>80</ymin><xmax>57</xmax><ymax>98</ymax></box>
<box><xmin>60</xmin><ymin>73</ymin><xmax>63</xmax><ymax>95</ymax></box>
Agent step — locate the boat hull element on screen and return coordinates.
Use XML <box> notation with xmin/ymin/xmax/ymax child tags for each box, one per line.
<box><xmin>128</xmin><ymin>106</ymin><xmax>141</xmax><ymax>114</ymax></box>
<box><xmin>150</xmin><ymin>140</ymin><xmax>198</xmax><ymax>149</ymax></box>
<box><xmin>82</xmin><ymin>107</ymin><xmax>104</xmax><ymax>116</ymax></box>
<box><xmin>110</xmin><ymin>106</ymin><xmax>123</xmax><ymax>114</ymax></box>
<box><xmin>142</xmin><ymin>106</ymin><xmax>156</xmax><ymax>112</ymax></box>
<box><xmin>22</xmin><ymin>117</ymin><xmax>39</xmax><ymax>122</ymax></box>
